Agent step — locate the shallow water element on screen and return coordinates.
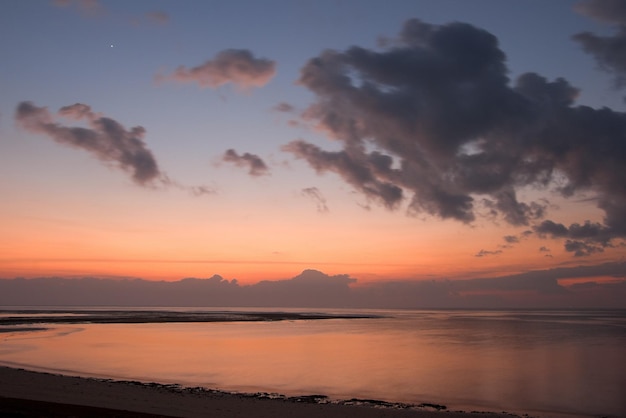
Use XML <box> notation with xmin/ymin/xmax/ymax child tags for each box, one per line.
<box><xmin>1</xmin><ymin>308</ymin><xmax>624</xmax><ymax>417</ymax></box>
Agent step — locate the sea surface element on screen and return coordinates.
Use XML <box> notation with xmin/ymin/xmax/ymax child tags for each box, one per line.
<box><xmin>1</xmin><ymin>308</ymin><xmax>625</xmax><ymax>418</ymax></box>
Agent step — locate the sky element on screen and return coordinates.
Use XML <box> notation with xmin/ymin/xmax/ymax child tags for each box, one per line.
<box><xmin>1</xmin><ymin>0</ymin><xmax>626</xmax><ymax>307</ymax></box>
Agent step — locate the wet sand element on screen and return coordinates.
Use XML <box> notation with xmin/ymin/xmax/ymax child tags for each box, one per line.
<box><xmin>0</xmin><ymin>366</ymin><xmax>522</xmax><ymax>418</ymax></box>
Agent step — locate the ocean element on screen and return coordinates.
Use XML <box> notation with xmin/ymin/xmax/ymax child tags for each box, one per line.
<box><xmin>1</xmin><ymin>308</ymin><xmax>625</xmax><ymax>417</ymax></box>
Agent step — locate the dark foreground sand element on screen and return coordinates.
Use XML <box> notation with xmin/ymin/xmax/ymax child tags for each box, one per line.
<box><xmin>0</xmin><ymin>366</ymin><xmax>524</xmax><ymax>418</ymax></box>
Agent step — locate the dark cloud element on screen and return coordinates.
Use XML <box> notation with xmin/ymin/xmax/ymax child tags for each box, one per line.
<box><xmin>475</xmin><ymin>249</ymin><xmax>502</xmax><ymax>257</ymax></box>
<box><xmin>15</xmin><ymin>101</ymin><xmax>213</xmax><ymax>195</ymax></box>
<box><xmin>16</xmin><ymin>101</ymin><xmax>161</xmax><ymax>186</ymax></box>
<box><xmin>534</xmin><ymin>220</ymin><xmax>570</xmax><ymax>238</ymax></box>
<box><xmin>503</xmin><ymin>235</ymin><xmax>519</xmax><ymax>244</ymax></box>
<box><xmin>157</xmin><ymin>49</ymin><xmax>276</xmax><ymax>89</ymax></box>
<box><xmin>573</xmin><ymin>29</ymin><xmax>626</xmax><ymax>87</ymax></box>
<box><xmin>534</xmin><ymin>220</ymin><xmax>618</xmax><ymax>255</ymax></box>
<box><xmin>222</xmin><ymin>149</ymin><xmax>269</xmax><ymax>176</ymax></box>
<box><xmin>0</xmin><ymin>270</ymin><xmax>356</xmax><ymax>309</ymax></box>
<box><xmin>574</xmin><ymin>0</ymin><xmax>626</xmax><ymax>87</ymax></box>
<box><xmin>283</xmin><ymin>140</ymin><xmax>404</xmax><ymax>209</ymax></box>
<box><xmin>3</xmin><ymin>263</ymin><xmax>624</xmax><ymax>308</ymax></box>
<box><xmin>564</xmin><ymin>239</ymin><xmax>605</xmax><ymax>257</ymax></box>
<box><xmin>281</xmin><ymin>18</ymin><xmax>626</xmax><ymax>254</ymax></box>
<box><xmin>539</xmin><ymin>246</ymin><xmax>553</xmax><ymax>258</ymax></box>
<box><xmin>301</xmin><ymin>187</ymin><xmax>329</xmax><ymax>213</ymax></box>
<box><xmin>274</xmin><ymin>102</ymin><xmax>295</xmax><ymax>113</ymax></box>
<box><xmin>483</xmin><ymin>190</ymin><xmax>547</xmax><ymax>226</ymax></box>
<box><xmin>284</xmin><ymin>19</ymin><xmax>537</xmax><ymax>224</ymax></box>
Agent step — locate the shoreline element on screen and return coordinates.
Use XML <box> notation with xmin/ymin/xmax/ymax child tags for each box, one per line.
<box><xmin>0</xmin><ymin>366</ymin><xmax>524</xmax><ymax>418</ymax></box>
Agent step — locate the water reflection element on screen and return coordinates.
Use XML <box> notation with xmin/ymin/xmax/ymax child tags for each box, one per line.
<box><xmin>0</xmin><ymin>309</ymin><xmax>624</xmax><ymax>417</ymax></box>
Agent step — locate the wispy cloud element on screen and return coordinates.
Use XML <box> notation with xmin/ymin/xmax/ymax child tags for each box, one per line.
<box><xmin>222</xmin><ymin>149</ymin><xmax>270</xmax><ymax>176</ymax></box>
<box><xmin>53</xmin><ymin>0</ymin><xmax>169</xmax><ymax>26</ymax></box>
<box><xmin>301</xmin><ymin>187</ymin><xmax>329</xmax><ymax>213</ymax></box>
<box><xmin>274</xmin><ymin>102</ymin><xmax>295</xmax><ymax>113</ymax></box>
<box><xmin>52</xmin><ymin>0</ymin><xmax>103</xmax><ymax>16</ymax></box>
<box><xmin>130</xmin><ymin>11</ymin><xmax>170</xmax><ymax>26</ymax></box>
<box><xmin>157</xmin><ymin>49</ymin><xmax>276</xmax><ymax>90</ymax></box>
<box><xmin>475</xmin><ymin>249</ymin><xmax>503</xmax><ymax>258</ymax></box>
<box><xmin>479</xmin><ymin>231</ymin><xmax>534</xmax><ymax>256</ymax></box>
<box><xmin>145</xmin><ymin>11</ymin><xmax>169</xmax><ymax>25</ymax></box>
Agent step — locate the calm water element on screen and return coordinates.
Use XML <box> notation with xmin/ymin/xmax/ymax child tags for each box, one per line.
<box><xmin>1</xmin><ymin>309</ymin><xmax>625</xmax><ymax>417</ymax></box>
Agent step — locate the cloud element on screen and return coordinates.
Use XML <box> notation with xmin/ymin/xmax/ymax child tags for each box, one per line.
<box><xmin>564</xmin><ymin>239</ymin><xmax>605</xmax><ymax>257</ymax></box>
<box><xmin>281</xmin><ymin>18</ymin><xmax>626</xmax><ymax>255</ymax></box>
<box><xmin>482</xmin><ymin>191</ymin><xmax>547</xmax><ymax>226</ymax></box>
<box><xmin>574</xmin><ymin>0</ymin><xmax>626</xmax><ymax>87</ymax></box>
<box><xmin>283</xmin><ymin>141</ymin><xmax>404</xmax><ymax>210</ymax></box>
<box><xmin>162</xmin><ymin>176</ymin><xmax>216</xmax><ymax>196</ymax></box>
<box><xmin>186</xmin><ymin>185</ymin><xmax>215</xmax><ymax>196</ymax></box>
<box><xmin>574</xmin><ymin>0</ymin><xmax>626</xmax><ymax>25</ymax></box>
<box><xmin>503</xmin><ymin>235</ymin><xmax>519</xmax><ymax>244</ymax></box>
<box><xmin>301</xmin><ymin>187</ymin><xmax>329</xmax><ymax>213</ymax></box>
<box><xmin>52</xmin><ymin>0</ymin><xmax>103</xmax><ymax>16</ymax></box>
<box><xmin>15</xmin><ymin>101</ymin><xmax>213</xmax><ymax>195</ymax></box>
<box><xmin>16</xmin><ymin>101</ymin><xmax>161</xmax><ymax>186</ymax></box>
<box><xmin>222</xmin><ymin>149</ymin><xmax>270</xmax><ymax>176</ymax></box>
<box><xmin>130</xmin><ymin>11</ymin><xmax>170</xmax><ymax>26</ymax></box>
<box><xmin>534</xmin><ymin>220</ymin><xmax>569</xmax><ymax>238</ymax></box>
<box><xmin>3</xmin><ymin>263</ymin><xmax>624</xmax><ymax>308</ymax></box>
<box><xmin>145</xmin><ymin>11</ymin><xmax>169</xmax><ymax>25</ymax></box>
<box><xmin>54</xmin><ymin>0</ymin><xmax>170</xmax><ymax>26</ymax></box>
<box><xmin>475</xmin><ymin>249</ymin><xmax>502</xmax><ymax>257</ymax></box>
<box><xmin>539</xmin><ymin>246</ymin><xmax>553</xmax><ymax>257</ymax></box>
<box><xmin>274</xmin><ymin>102</ymin><xmax>295</xmax><ymax>113</ymax></box>
<box><xmin>480</xmin><ymin>231</ymin><xmax>533</xmax><ymax>255</ymax></box>
<box><xmin>157</xmin><ymin>49</ymin><xmax>276</xmax><ymax>90</ymax></box>
<box><xmin>534</xmin><ymin>219</ymin><xmax>619</xmax><ymax>256</ymax></box>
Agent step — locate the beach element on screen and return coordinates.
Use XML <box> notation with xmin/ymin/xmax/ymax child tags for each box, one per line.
<box><xmin>0</xmin><ymin>366</ymin><xmax>521</xmax><ymax>418</ymax></box>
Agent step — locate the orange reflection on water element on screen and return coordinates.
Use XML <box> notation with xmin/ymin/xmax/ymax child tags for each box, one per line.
<box><xmin>1</xmin><ymin>319</ymin><xmax>458</xmax><ymax>402</ymax></box>
<box><xmin>1</xmin><ymin>313</ymin><xmax>624</xmax><ymax>417</ymax></box>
